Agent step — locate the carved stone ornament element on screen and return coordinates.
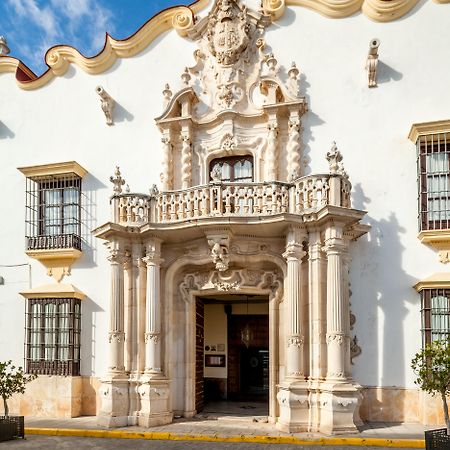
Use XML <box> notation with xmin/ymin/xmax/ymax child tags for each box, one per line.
<box><xmin>108</xmin><ymin>331</ymin><xmax>125</xmax><ymax>343</ymax></box>
<box><xmin>326</xmin><ymin>141</ymin><xmax>349</xmax><ymax>179</ymax></box>
<box><xmin>206</xmin><ymin>0</ymin><xmax>251</xmax><ymax>66</ymax></box>
<box><xmin>0</xmin><ymin>36</ymin><xmax>10</xmax><ymax>56</ymax></box>
<box><xmin>145</xmin><ymin>333</ymin><xmax>160</xmax><ymax>344</ymax></box>
<box><xmin>110</xmin><ymin>166</ymin><xmax>126</xmax><ymax>195</ymax></box>
<box><xmin>96</xmin><ymin>85</ymin><xmax>115</xmax><ymax>125</ymax></box>
<box><xmin>207</xmin><ymin>236</ymin><xmax>230</xmax><ymax>272</ymax></box>
<box><xmin>350</xmin><ymin>335</ymin><xmax>362</xmax><ymax>365</ymax></box>
<box><xmin>287</xmin><ymin>336</ymin><xmax>304</xmax><ymax>348</ymax></box>
<box><xmin>326</xmin><ymin>333</ymin><xmax>345</xmax><ymax>345</ymax></box>
<box><xmin>366</xmin><ymin>38</ymin><xmax>380</xmax><ymax>88</ymax></box>
<box><xmin>180</xmin><ymin>268</ymin><xmax>283</xmax><ymax>303</ymax></box>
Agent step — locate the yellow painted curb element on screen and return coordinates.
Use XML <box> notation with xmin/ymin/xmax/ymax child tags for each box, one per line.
<box><xmin>25</xmin><ymin>427</ymin><xmax>425</xmax><ymax>448</ymax></box>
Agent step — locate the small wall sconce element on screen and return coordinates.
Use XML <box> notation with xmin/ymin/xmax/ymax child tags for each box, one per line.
<box><xmin>366</xmin><ymin>38</ymin><xmax>380</xmax><ymax>88</ymax></box>
<box><xmin>96</xmin><ymin>86</ymin><xmax>114</xmax><ymax>125</ymax></box>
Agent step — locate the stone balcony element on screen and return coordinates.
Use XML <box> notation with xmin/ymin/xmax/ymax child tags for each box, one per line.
<box><xmin>111</xmin><ymin>174</ymin><xmax>352</xmax><ymax>227</ymax></box>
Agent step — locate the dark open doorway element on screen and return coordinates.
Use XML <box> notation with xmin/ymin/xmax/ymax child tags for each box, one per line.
<box><xmin>195</xmin><ymin>294</ymin><xmax>269</xmax><ymax>417</ymax></box>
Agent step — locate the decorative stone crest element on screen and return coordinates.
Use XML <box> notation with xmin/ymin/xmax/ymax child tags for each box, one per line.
<box><xmin>206</xmin><ymin>0</ymin><xmax>251</xmax><ymax>66</ymax></box>
<box><xmin>326</xmin><ymin>141</ymin><xmax>349</xmax><ymax>179</ymax></box>
<box><xmin>96</xmin><ymin>86</ymin><xmax>114</xmax><ymax>125</ymax></box>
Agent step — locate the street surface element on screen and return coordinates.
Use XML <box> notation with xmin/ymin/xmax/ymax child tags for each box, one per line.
<box><xmin>1</xmin><ymin>435</ymin><xmax>420</xmax><ymax>450</ymax></box>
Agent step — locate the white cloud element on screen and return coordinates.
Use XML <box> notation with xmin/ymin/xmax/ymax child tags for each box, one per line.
<box><xmin>5</xmin><ymin>0</ymin><xmax>115</xmax><ymax>72</ymax></box>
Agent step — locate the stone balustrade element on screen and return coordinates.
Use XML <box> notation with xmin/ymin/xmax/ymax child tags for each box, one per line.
<box><xmin>111</xmin><ymin>174</ymin><xmax>351</xmax><ymax>226</ymax></box>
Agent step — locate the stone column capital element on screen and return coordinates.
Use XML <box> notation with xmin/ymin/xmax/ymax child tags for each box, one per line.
<box><xmin>282</xmin><ymin>244</ymin><xmax>306</xmax><ymax>261</ymax></box>
<box><xmin>322</xmin><ymin>238</ymin><xmax>347</xmax><ymax>256</ymax></box>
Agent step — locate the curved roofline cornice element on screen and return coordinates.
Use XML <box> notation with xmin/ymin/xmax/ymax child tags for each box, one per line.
<box><xmin>0</xmin><ymin>0</ymin><xmax>448</xmax><ymax>91</ymax></box>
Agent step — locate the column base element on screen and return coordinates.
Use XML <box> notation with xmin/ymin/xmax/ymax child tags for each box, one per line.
<box><xmin>138</xmin><ymin>377</ymin><xmax>173</xmax><ymax>427</ymax></box>
<box><xmin>318</xmin><ymin>379</ymin><xmax>362</xmax><ymax>435</ymax></box>
<box><xmin>97</xmin><ymin>376</ymin><xmax>130</xmax><ymax>428</ymax></box>
<box><xmin>275</xmin><ymin>380</ymin><xmax>309</xmax><ymax>433</ymax></box>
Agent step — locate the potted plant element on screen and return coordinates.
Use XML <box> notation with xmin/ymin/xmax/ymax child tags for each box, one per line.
<box><xmin>0</xmin><ymin>360</ymin><xmax>36</xmax><ymax>441</ymax></box>
<box><xmin>411</xmin><ymin>339</ymin><xmax>450</xmax><ymax>450</ymax></box>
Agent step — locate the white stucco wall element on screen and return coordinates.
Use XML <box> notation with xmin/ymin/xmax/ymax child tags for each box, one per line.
<box><xmin>1</xmin><ymin>0</ymin><xmax>449</xmax><ymax>390</ymax></box>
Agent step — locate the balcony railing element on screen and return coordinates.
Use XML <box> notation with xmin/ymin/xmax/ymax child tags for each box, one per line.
<box><xmin>27</xmin><ymin>234</ymin><xmax>82</xmax><ymax>251</ymax></box>
<box><xmin>112</xmin><ymin>174</ymin><xmax>351</xmax><ymax>227</ymax></box>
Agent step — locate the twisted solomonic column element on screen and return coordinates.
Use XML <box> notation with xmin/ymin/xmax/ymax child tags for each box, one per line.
<box><xmin>266</xmin><ymin>122</ymin><xmax>278</xmax><ymax>181</ymax></box>
<box><xmin>287</xmin><ymin>118</ymin><xmax>301</xmax><ymax>181</ymax></box>
<box><xmin>282</xmin><ymin>228</ymin><xmax>307</xmax><ymax>379</ymax></box>
<box><xmin>181</xmin><ymin>134</ymin><xmax>192</xmax><ymax>189</ymax></box>
<box><xmin>160</xmin><ymin>136</ymin><xmax>173</xmax><ymax>191</ymax></box>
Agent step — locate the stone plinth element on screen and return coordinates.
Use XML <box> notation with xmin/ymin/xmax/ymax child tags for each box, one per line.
<box><xmin>319</xmin><ymin>380</ymin><xmax>362</xmax><ymax>435</ymax></box>
<box><xmin>275</xmin><ymin>381</ymin><xmax>309</xmax><ymax>432</ymax></box>
<box><xmin>97</xmin><ymin>377</ymin><xmax>130</xmax><ymax>427</ymax></box>
<box><xmin>138</xmin><ymin>378</ymin><xmax>172</xmax><ymax>427</ymax></box>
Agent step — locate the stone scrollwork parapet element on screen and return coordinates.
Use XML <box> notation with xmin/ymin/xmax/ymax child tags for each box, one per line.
<box><xmin>263</xmin><ymin>0</ymin><xmax>286</xmax><ymax>20</ymax></box>
<box><xmin>172</xmin><ymin>6</ymin><xmax>195</xmax><ymax>36</ymax></box>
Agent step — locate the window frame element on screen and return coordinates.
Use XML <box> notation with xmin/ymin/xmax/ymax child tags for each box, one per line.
<box><xmin>209</xmin><ymin>155</ymin><xmax>254</xmax><ymax>183</ymax></box>
<box><xmin>420</xmin><ymin>288</ymin><xmax>450</xmax><ymax>347</ymax></box>
<box><xmin>25</xmin><ymin>297</ymin><xmax>81</xmax><ymax>376</ymax></box>
<box><xmin>417</xmin><ymin>133</ymin><xmax>450</xmax><ymax>231</ymax></box>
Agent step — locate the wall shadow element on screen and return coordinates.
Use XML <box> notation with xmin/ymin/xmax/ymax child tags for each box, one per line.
<box><xmin>115</xmin><ymin>102</ymin><xmax>134</xmax><ymax>124</ymax></box>
<box><xmin>351</xmin><ymin>183</ymin><xmax>417</xmax><ymax>422</ymax></box>
<box><xmin>0</xmin><ymin>121</ymin><xmax>15</xmax><ymax>139</ymax></box>
<box><xmin>80</xmin><ymin>295</ymin><xmax>104</xmax><ymax>376</ymax></box>
<box><xmin>76</xmin><ymin>173</ymin><xmax>107</xmax><ymax>269</ymax></box>
<box><xmin>377</xmin><ymin>61</ymin><xmax>403</xmax><ymax>85</ymax></box>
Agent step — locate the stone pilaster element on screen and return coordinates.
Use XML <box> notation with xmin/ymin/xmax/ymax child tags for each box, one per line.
<box><xmin>276</xmin><ymin>227</ymin><xmax>309</xmax><ymax>433</ymax></box>
<box><xmin>266</xmin><ymin>120</ymin><xmax>278</xmax><ymax>181</ymax></box>
<box><xmin>98</xmin><ymin>240</ymin><xmax>129</xmax><ymax>428</ymax></box>
<box><xmin>319</xmin><ymin>224</ymin><xmax>361</xmax><ymax>434</ymax></box>
<box><xmin>138</xmin><ymin>238</ymin><xmax>172</xmax><ymax>427</ymax></box>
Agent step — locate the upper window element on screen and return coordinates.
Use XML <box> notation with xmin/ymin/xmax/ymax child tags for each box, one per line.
<box><xmin>417</xmin><ymin>133</ymin><xmax>450</xmax><ymax>231</ymax></box>
<box><xmin>210</xmin><ymin>156</ymin><xmax>253</xmax><ymax>182</ymax></box>
<box><xmin>26</xmin><ymin>297</ymin><xmax>81</xmax><ymax>376</ymax></box>
<box><xmin>420</xmin><ymin>288</ymin><xmax>450</xmax><ymax>347</ymax></box>
<box><xmin>18</xmin><ymin>162</ymin><xmax>86</xmax><ymax>252</ymax></box>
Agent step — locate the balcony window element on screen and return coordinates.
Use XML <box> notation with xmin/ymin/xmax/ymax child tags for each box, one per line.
<box><xmin>421</xmin><ymin>288</ymin><xmax>450</xmax><ymax>347</ymax></box>
<box><xmin>19</xmin><ymin>162</ymin><xmax>87</xmax><ymax>252</ymax></box>
<box><xmin>26</xmin><ymin>297</ymin><xmax>81</xmax><ymax>376</ymax></box>
<box><xmin>210</xmin><ymin>156</ymin><xmax>253</xmax><ymax>182</ymax></box>
<box><xmin>417</xmin><ymin>133</ymin><xmax>450</xmax><ymax>231</ymax></box>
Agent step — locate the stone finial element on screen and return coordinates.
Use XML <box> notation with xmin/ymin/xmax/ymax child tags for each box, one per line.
<box><xmin>149</xmin><ymin>184</ymin><xmax>159</xmax><ymax>197</ymax></box>
<box><xmin>366</xmin><ymin>38</ymin><xmax>380</xmax><ymax>88</ymax></box>
<box><xmin>288</xmin><ymin>62</ymin><xmax>299</xmax><ymax>80</ymax></box>
<box><xmin>0</xmin><ymin>36</ymin><xmax>10</xmax><ymax>56</ymax></box>
<box><xmin>110</xmin><ymin>166</ymin><xmax>125</xmax><ymax>194</ymax></box>
<box><xmin>162</xmin><ymin>83</ymin><xmax>172</xmax><ymax>106</ymax></box>
<box><xmin>326</xmin><ymin>142</ymin><xmax>348</xmax><ymax>178</ymax></box>
<box><xmin>266</xmin><ymin>53</ymin><xmax>278</xmax><ymax>73</ymax></box>
<box><xmin>96</xmin><ymin>86</ymin><xmax>115</xmax><ymax>125</ymax></box>
<box><xmin>181</xmin><ymin>67</ymin><xmax>191</xmax><ymax>86</ymax></box>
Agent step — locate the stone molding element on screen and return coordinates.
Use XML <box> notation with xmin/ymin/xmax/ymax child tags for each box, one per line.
<box><xmin>3</xmin><ymin>0</ymin><xmax>443</xmax><ymax>90</ymax></box>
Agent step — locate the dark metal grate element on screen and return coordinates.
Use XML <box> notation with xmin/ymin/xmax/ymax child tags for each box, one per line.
<box><xmin>25</xmin><ymin>173</ymin><xmax>82</xmax><ymax>251</ymax></box>
<box><xmin>421</xmin><ymin>289</ymin><xmax>450</xmax><ymax>347</ymax></box>
<box><xmin>0</xmin><ymin>416</ymin><xmax>24</xmax><ymax>439</ymax></box>
<box><xmin>417</xmin><ymin>133</ymin><xmax>450</xmax><ymax>231</ymax></box>
<box><xmin>25</xmin><ymin>297</ymin><xmax>81</xmax><ymax>376</ymax></box>
<box><xmin>425</xmin><ymin>429</ymin><xmax>450</xmax><ymax>450</ymax></box>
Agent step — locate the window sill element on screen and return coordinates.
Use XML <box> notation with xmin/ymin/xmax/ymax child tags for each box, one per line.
<box><xmin>26</xmin><ymin>248</ymin><xmax>82</xmax><ymax>282</ymax></box>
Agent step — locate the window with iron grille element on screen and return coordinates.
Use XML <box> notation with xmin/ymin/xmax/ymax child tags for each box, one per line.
<box><xmin>417</xmin><ymin>133</ymin><xmax>450</xmax><ymax>231</ymax></box>
<box><xmin>25</xmin><ymin>174</ymin><xmax>82</xmax><ymax>251</ymax></box>
<box><xmin>421</xmin><ymin>288</ymin><xmax>450</xmax><ymax>347</ymax></box>
<box><xmin>25</xmin><ymin>297</ymin><xmax>81</xmax><ymax>376</ymax></box>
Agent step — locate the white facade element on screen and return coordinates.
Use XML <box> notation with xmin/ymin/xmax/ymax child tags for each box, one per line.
<box><xmin>0</xmin><ymin>0</ymin><xmax>449</xmax><ymax>431</ymax></box>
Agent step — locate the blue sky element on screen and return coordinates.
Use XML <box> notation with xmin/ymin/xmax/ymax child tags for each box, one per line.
<box><xmin>0</xmin><ymin>0</ymin><xmax>191</xmax><ymax>75</ymax></box>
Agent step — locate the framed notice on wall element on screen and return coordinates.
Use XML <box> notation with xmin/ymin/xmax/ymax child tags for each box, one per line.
<box><xmin>205</xmin><ymin>354</ymin><xmax>226</xmax><ymax>367</ymax></box>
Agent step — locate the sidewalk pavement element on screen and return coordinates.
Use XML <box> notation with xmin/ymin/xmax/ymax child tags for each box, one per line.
<box><xmin>23</xmin><ymin>414</ymin><xmax>432</xmax><ymax>448</ymax></box>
